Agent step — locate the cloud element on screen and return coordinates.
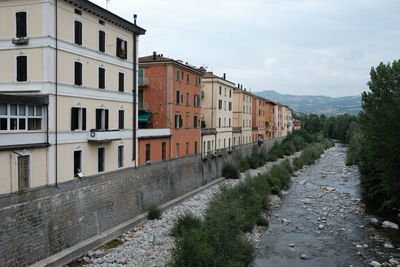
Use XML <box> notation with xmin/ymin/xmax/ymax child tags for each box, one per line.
<box><xmin>90</xmin><ymin>0</ymin><xmax>400</xmax><ymax>97</ymax></box>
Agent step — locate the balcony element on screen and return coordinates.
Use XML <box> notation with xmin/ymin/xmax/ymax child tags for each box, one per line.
<box><xmin>201</xmin><ymin>128</ymin><xmax>217</xmax><ymax>136</ymax></box>
<box><xmin>12</xmin><ymin>37</ymin><xmax>29</xmax><ymax>45</ymax></box>
<box><xmin>88</xmin><ymin>129</ymin><xmax>122</xmax><ymax>143</ymax></box>
<box><xmin>138</xmin><ymin>77</ymin><xmax>149</xmax><ymax>87</ymax></box>
<box><xmin>233</xmin><ymin>127</ymin><xmax>242</xmax><ymax>133</ymax></box>
<box><xmin>0</xmin><ymin>131</ymin><xmax>47</xmax><ymax>150</ymax></box>
<box><xmin>137</xmin><ymin>128</ymin><xmax>171</xmax><ymax>139</ymax></box>
<box><xmin>138</xmin><ymin>102</ymin><xmax>150</xmax><ymax>111</ymax></box>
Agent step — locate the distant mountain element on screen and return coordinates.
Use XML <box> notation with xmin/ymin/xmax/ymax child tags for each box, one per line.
<box><xmin>254</xmin><ymin>90</ymin><xmax>361</xmax><ymax>116</ymax></box>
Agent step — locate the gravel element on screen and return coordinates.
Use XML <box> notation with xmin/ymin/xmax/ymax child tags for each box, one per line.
<box><xmin>72</xmin><ymin>154</ymin><xmax>300</xmax><ymax>267</ymax></box>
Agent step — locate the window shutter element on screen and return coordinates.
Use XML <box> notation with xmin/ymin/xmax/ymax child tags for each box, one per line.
<box><xmin>74</xmin><ymin>62</ymin><xmax>82</xmax><ymax>86</ymax></box>
<box><xmin>71</xmin><ymin>107</ymin><xmax>78</xmax><ymax>130</ymax></box>
<box><xmin>119</xmin><ymin>110</ymin><xmax>124</xmax><ymax>129</ymax></box>
<box><xmin>179</xmin><ymin>116</ymin><xmax>182</xmax><ymax>128</ymax></box>
<box><xmin>99</xmin><ymin>68</ymin><xmax>105</xmax><ymax>89</ymax></box>
<box><xmin>18</xmin><ymin>155</ymin><xmax>30</xmax><ymax>190</ymax></box>
<box><xmin>119</xmin><ymin>72</ymin><xmax>124</xmax><ymax>92</ymax></box>
<box><xmin>116</xmin><ymin>38</ymin><xmax>121</xmax><ymax>56</ymax></box>
<box><xmin>96</xmin><ymin>109</ymin><xmax>101</xmax><ymax>130</ymax></box>
<box><xmin>123</xmin><ymin>41</ymin><xmax>127</xmax><ymax>59</ymax></box>
<box><xmin>99</xmin><ymin>31</ymin><xmax>105</xmax><ymax>52</ymax></box>
<box><xmin>82</xmin><ymin>108</ymin><xmax>86</xmax><ymax>130</ymax></box>
<box><xmin>17</xmin><ymin>56</ymin><xmax>27</xmax><ymax>82</ymax></box>
<box><xmin>75</xmin><ymin>21</ymin><xmax>82</xmax><ymax>45</ymax></box>
<box><xmin>16</xmin><ymin>12</ymin><xmax>27</xmax><ymax>38</ymax></box>
<box><xmin>105</xmin><ymin>109</ymin><xmax>109</xmax><ymax>130</ymax></box>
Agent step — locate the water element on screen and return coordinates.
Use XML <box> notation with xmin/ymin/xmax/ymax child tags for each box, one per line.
<box><xmin>253</xmin><ymin>145</ymin><xmax>400</xmax><ymax>267</ymax></box>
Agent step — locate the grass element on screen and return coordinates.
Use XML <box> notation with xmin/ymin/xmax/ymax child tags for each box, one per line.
<box><xmin>147</xmin><ymin>206</ymin><xmax>162</xmax><ymax>220</ymax></box>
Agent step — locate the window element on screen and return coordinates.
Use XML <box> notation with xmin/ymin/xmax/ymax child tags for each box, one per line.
<box><xmin>18</xmin><ymin>155</ymin><xmax>30</xmax><ymax>190</ymax></box>
<box><xmin>176</xmin><ymin>70</ymin><xmax>180</xmax><ymax>81</ymax></box>
<box><xmin>194</xmin><ymin>141</ymin><xmax>198</xmax><ymax>154</ymax></box>
<box><xmin>229</xmin><ymin>102</ymin><xmax>232</xmax><ymax>111</ymax></box>
<box><xmin>162</xmin><ymin>142</ymin><xmax>166</xmax><ymax>160</ymax></box>
<box><xmin>98</xmin><ymin>147</ymin><xmax>105</xmax><ymax>172</ymax></box>
<box><xmin>175</xmin><ymin>114</ymin><xmax>182</xmax><ymax>129</ymax></box>
<box><xmin>146</xmin><ymin>144</ymin><xmax>151</xmax><ymax>162</ymax></box>
<box><xmin>96</xmin><ymin>109</ymin><xmax>109</xmax><ymax>130</ymax></box>
<box><xmin>195</xmin><ymin>77</ymin><xmax>200</xmax><ymax>87</ymax></box>
<box><xmin>224</xmin><ymin>88</ymin><xmax>226</xmax><ymax>96</ymax></box>
<box><xmin>229</xmin><ymin>90</ymin><xmax>232</xmax><ymax>98</ymax></box>
<box><xmin>138</xmin><ymin>68</ymin><xmax>144</xmax><ymax>85</ymax></box>
<box><xmin>71</xmin><ymin>107</ymin><xmax>86</xmax><ymax>130</ymax></box>
<box><xmin>118</xmin><ymin>110</ymin><xmax>124</xmax><ymax>129</ymax></box>
<box><xmin>0</xmin><ymin>104</ymin><xmax>43</xmax><ymax>131</ymax></box>
<box><xmin>74</xmin><ymin>150</ymin><xmax>82</xmax><ymax>177</ymax></box>
<box><xmin>99</xmin><ymin>31</ymin><xmax>105</xmax><ymax>52</ymax></box>
<box><xmin>118</xmin><ymin>146</ymin><xmax>124</xmax><ymax>168</ymax></box>
<box><xmin>16</xmin><ymin>12</ymin><xmax>27</xmax><ymax>38</ymax></box>
<box><xmin>186</xmin><ymin>92</ymin><xmax>190</xmax><ymax>105</ymax></box>
<box><xmin>194</xmin><ymin>95</ymin><xmax>200</xmax><ymax>107</ymax></box>
<box><xmin>74</xmin><ymin>61</ymin><xmax>82</xmax><ymax>86</ymax></box>
<box><xmin>193</xmin><ymin>115</ymin><xmax>198</xmax><ymax>128</ymax></box>
<box><xmin>74</xmin><ymin>21</ymin><xmax>82</xmax><ymax>45</ymax></box>
<box><xmin>16</xmin><ymin>56</ymin><xmax>27</xmax><ymax>82</ymax></box>
<box><xmin>229</xmin><ymin>118</ymin><xmax>231</xmax><ymax>127</ymax></box>
<box><xmin>186</xmin><ymin>73</ymin><xmax>190</xmax><ymax>83</ymax></box>
<box><xmin>119</xmin><ymin>72</ymin><xmax>124</xmax><ymax>92</ymax></box>
<box><xmin>116</xmin><ymin>38</ymin><xmax>127</xmax><ymax>59</ymax></box>
<box><xmin>224</xmin><ymin>101</ymin><xmax>226</xmax><ymax>111</ymax></box>
<box><xmin>219</xmin><ymin>86</ymin><xmax>222</xmax><ymax>95</ymax></box>
<box><xmin>175</xmin><ymin>143</ymin><xmax>179</xmax><ymax>158</ymax></box>
<box><xmin>219</xmin><ymin>118</ymin><xmax>221</xmax><ymax>127</ymax></box>
<box><xmin>218</xmin><ymin>100</ymin><xmax>222</xmax><ymax>110</ymax></box>
<box><xmin>176</xmin><ymin>90</ymin><xmax>180</xmax><ymax>104</ymax></box>
<box><xmin>186</xmin><ymin>142</ymin><xmax>189</xmax><ymax>155</ymax></box>
<box><xmin>185</xmin><ymin>114</ymin><xmax>189</xmax><ymax>128</ymax></box>
<box><xmin>99</xmin><ymin>67</ymin><xmax>105</xmax><ymax>89</ymax></box>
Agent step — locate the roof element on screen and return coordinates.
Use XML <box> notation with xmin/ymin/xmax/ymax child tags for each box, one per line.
<box><xmin>139</xmin><ymin>53</ymin><xmax>204</xmax><ymax>75</ymax></box>
<box><xmin>64</xmin><ymin>0</ymin><xmax>146</xmax><ymax>34</ymax></box>
<box><xmin>202</xmin><ymin>72</ymin><xmax>236</xmax><ymax>86</ymax></box>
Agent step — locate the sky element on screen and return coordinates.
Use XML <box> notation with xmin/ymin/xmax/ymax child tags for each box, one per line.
<box><xmin>91</xmin><ymin>0</ymin><xmax>400</xmax><ymax>97</ymax></box>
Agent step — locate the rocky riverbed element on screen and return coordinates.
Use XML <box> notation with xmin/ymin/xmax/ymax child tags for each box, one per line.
<box><xmin>253</xmin><ymin>145</ymin><xmax>400</xmax><ymax>267</ymax></box>
<box><xmin>68</xmin><ymin>153</ymin><xmax>298</xmax><ymax>267</ymax></box>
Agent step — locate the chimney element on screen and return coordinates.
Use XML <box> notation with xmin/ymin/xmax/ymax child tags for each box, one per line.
<box><xmin>152</xmin><ymin>51</ymin><xmax>157</xmax><ymax>60</ymax></box>
<box><xmin>223</xmin><ymin>73</ymin><xmax>226</xmax><ymax>80</ymax></box>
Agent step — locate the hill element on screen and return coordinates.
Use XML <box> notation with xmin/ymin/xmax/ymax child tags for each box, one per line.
<box><xmin>254</xmin><ymin>90</ymin><xmax>361</xmax><ymax>116</ymax></box>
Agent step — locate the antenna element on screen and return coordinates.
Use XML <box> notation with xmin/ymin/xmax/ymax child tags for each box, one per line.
<box><xmin>106</xmin><ymin>0</ymin><xmax>110</xmax><ymax>10</ymax></box>
<box><xmin>133</xmin><ymin>14</ymin><xmax>137</xmax><ymax>25</ymax></box>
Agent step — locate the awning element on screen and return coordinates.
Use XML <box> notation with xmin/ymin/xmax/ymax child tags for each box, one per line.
<box><xmin>138</xmin><ymin>112</ymin><xmax>153</xmax><ymax>122</ymax></box>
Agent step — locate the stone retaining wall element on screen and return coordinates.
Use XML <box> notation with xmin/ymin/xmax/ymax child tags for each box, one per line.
<box><xmin>0</xmin><ymin>138</ymin><xmax>283</xmax><ymax>266</ymax></box>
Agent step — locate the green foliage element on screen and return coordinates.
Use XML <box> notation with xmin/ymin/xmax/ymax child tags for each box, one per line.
<box><xmin>238</xmin><ymin>158</ymin><xmax>250</xmax><ymax>172</ymax></box>
<box><xmin>147</xmin><ymin>206</ymin><xmax>161</xmax><ymax>220</ymax></box>
<box><xmin>222</xmin><ymin>163</ymin><xmax>240</xmax><ymax>179</ymax></box>
<box><xmin>352</xmin><ymin>60</ymin><xmax>400</xmax><ymax>216</ymax></box>
<box><xmin>171</xmin><ymin>213</ymin><xmax>202</xmax><ymax>237</ymax></box>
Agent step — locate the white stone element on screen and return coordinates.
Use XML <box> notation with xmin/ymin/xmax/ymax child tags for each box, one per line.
<box><xmin>370</xmin><ymin>218</ymin><xmax>379</xmax><ymax>224</ymax></box>
<box><xmin>382</xmin><ymin>221</ymin><xmax>399</xmax><ymax>229</ymax></box>
<box><xmin>389</xmin><ymin>259</ymin><xmax>399</xmax><ymax>265</ymax></box>
<box><xmin>384</xmin><ymin>243</ymin><xmax>394</xmax><ymax>249</ymax></box>
<box><xmin>355</xmin><ymin>245</ymin><xmax>363</xmax><ymax>249</ymax></box>
<box><xmin>300</xmin><ymin>254</ymin><xmax>309</xmax><ymax>260</ymax></box>
<box><xmin>369</xmin><ymin>261</ymin><xmax>382</xmax><ymax>267</ymax></box>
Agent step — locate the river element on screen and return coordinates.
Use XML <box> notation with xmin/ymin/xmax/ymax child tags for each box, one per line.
<box><xmin>253</xmin><ymin>145</ymin><xmax>400</xmax><ymax>267</ymax></box>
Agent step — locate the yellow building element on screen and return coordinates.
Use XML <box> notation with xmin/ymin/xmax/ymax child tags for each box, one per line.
<box><xmin>232</xmin><ymin>86</ymin><xmax>253</xmax><ymax>146</ymax></box>
<box><xmin>281</xmin><ymin>105</ymin><xmax>289</xmax><ymax>137</ymax></box>
<box><xmin>0</xmin><ymin>0</ymin><xmax>145</xmax><ymax>194</ymax></box>
<box><xmin>200</xmin><ymin>72</ymin><xmax>235</xmax><ymax>156</ymax></box>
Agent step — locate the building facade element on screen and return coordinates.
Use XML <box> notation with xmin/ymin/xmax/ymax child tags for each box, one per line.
<box><xmin>0</xmin><ymin>0</ymin><xmax>145</xmax><ymax>194</ymax></box>
<box><xmin>200</xmin><ymin>72</ymin><xmax>234</xmax><ymax>156</ymax></box>
<box><xmin>138</xmin><ymin>53</ymin><xmax>202</xmax><ymax>163</ymax></box>
<box><xmin>232</xmin><ymin>86</ymin><xmax>252</xmax><ymax>147</ymax></box>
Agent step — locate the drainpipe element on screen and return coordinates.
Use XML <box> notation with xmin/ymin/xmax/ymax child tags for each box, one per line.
<box><xmin>132</xmin><ymin>18</ymin><xmax>138</xmax><ymax>167</ymax></box>
<box><xmin>55</xmin><ymin>0</ymin><xmax>58</xmax><ymax>187</ymax></box>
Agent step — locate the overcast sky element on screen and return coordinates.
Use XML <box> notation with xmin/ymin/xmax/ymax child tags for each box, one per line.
<box><xmin>91</xmin><ymin>0</ymin><xmax>400</xmax><ymax>97</ymax></box>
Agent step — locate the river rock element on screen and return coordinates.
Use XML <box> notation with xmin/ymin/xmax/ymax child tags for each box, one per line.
<box><xmin>384</xmin><ymin>243</ymin><xmax>394</xmax><ymax>249</ymax></box>
<box><xmin>300</xmin><ymin>254</ymin><xmax>309</xmax><ymax>260</ymax></box>
<box><xmin>382</xmin><ymin>221</ymin><xmax>399</xmax><ymax>229</ymax></box>
<box><xmin>369</xmin><ymin>261</ymin><xmax>382</xmax><ymax>267</ymax></box>
<box><xmin>389</xmin><ymin>259</ymin><xmax>399</xmax><ymax>265</ymax></box>
<box><xmin>370</xmin><ymin>218</ymin><xmax>379</xmax><ymax>224</ymax></box>
<box><xmin>117</xmin><ymin>257</ymin><xmax>128</xmax><ymax>264</ymax></box>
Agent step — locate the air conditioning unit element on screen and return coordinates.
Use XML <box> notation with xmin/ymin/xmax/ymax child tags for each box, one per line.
<box><xmin>12</xmin><ymin>37</ymin><xmax>29</xmax><ymax>45</ymax></box>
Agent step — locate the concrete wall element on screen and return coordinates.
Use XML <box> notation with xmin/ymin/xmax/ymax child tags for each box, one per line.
<box><xmin>0</xmin><ymin>137</ymin><xmax>283</xmax><ymax>266</ymax></box>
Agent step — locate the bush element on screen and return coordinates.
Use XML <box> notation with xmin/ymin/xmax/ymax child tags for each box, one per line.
<box><xmin>239</xmin><ymin>158</ymin><xmax>250</xmax><ymax>172</ymax></box>
<box><xmin>292</xmin><ymin>157</ymin><xmax>304</xmax><ymax>171</ymax></box>
<box><xmin>222</xmin><ymin>163</ymin><xmax>240</xmax><ymax>179</ymax></box>
<box><xmin>171</xmin><ymin>213</ymin><xmax>202</xmax><ymax>237</ymax></box>
<box><xmin>147</xmin><ymin>206</ymin><xmax>161</xmax><ymax>220</ymax></box>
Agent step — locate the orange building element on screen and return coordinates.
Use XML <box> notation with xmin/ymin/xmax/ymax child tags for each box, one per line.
<box><xmin>265</xmin><ymin>99</ymin><xmax>276</xmax><ymax>139</ymax></box>
<box><xmin>138</xmin><ymin>52</ymin><xmax>202</xmax><ymax>165</ymax></box>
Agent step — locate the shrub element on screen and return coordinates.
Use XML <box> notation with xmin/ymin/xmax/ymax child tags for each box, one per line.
<box><xmin>239</xmin><ymin>158</ymin><xmax>250</xmax><ymax>172</ymax></box>
<box><xmin>222</xmin><ymin>163</ymin><xmax>240</xmax><ymax>179</ymax></box>
<box><xmin>147</xmin><ymin>206</ymin><xmax>161</xmax><ymax>220</ymax></box>
<box><xmin>171</xmin><ymin>213</ymin><xmax>202</xmax><ymax>237</ymax></box>
<box><xmin>292</xmin><ymin>157</ymin><xmax>304</xmax><ymax>171</ymax></box>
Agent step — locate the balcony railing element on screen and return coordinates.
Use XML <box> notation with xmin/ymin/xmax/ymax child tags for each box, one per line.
<box><xmin>88</xmin><ymin>129</ymin><xmax>122</xmax><ymax>143</ymax></box>
<box><xmin>138</xmin><ymin>77</ymin><xmax>149</xmax><ymax>87</ymax></box>
<box><xmin>201</xmin><ymin>128</ymin><xmax>217</xmax><ymax>136</ymax></box>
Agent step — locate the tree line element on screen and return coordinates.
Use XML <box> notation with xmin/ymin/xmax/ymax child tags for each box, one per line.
<box><xmin>297</xmin><ymin>59</ymin><xmax>400</xmax><ymax>219</ymax></box>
